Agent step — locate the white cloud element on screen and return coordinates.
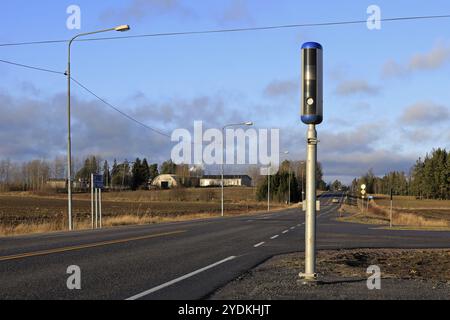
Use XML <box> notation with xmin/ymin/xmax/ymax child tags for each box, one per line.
<box><xmin>400</xmin><ymin>101</ymin><xmax>449</xmax><ymax>125</ymax></box>
<box><xmin>383</xmin><ymin>42</ymin><xmax>450</xmax><ymax>78</ymax></box>
<box><xmin>263</xmin><ymin>79</ymin><xmax>297</xmax><ymax>98</ymax></box>
<box><xmin>335</xmin><ymin>79</ymin><xmax>379</xmax><ymax>96</ymax></box>
<box><xmin>100</xmin><ymin>0</ymin><xmax>192</xmax><ymax>23</ymax></box>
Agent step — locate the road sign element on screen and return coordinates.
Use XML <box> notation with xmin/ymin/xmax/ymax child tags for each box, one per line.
<box><xmin>361</xmin><ymin>184</ymin><xmax>366</xmax><ymax>190</ymax></box>
<box><xmin>368</xmin><ymin>195</ymin><xmax>374</xmax><ymax>200</ymax></box>
<box><xmin>93</xmin><ymin>174</ymin><xmax>104</xmax><ymax>189</ymax></box>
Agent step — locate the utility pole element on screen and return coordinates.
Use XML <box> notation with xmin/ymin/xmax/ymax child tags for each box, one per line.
<box><xmin>267</xmin><ymin>162</ymin><xmax>271</xmax><ymax>212</ymax></box>
<box><xmin>66</xmin><ymin>25</ymin><xmax>130</xmax><ymax>231</ymax></box>
<box><xmin>221</xmin><ymin>122</ymin><xmax>253</xmax><ymax>217</ymax></box>
<box><xmin>299</xmin><ymin>42</ymin><xmax>323</xmax><ymax>283</ymax></box>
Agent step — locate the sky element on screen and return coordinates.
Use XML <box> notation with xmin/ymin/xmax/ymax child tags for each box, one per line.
<box><xmin>0</xmin><ymin>0</ymin><xmax>449</xmax><ymax>184</ymax></box>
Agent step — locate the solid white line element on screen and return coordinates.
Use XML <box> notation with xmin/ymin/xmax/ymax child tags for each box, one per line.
<box><xmin>125</xmin><ymin>256</ymin><xmax>237</xmax><ymax>300</ymax></box>
<box><xmin>254</xmin><ymin>242</ymin><xmax>265</xmax><ymax>248</ymax></box>
<box><xmin>270</xmin><ymin>235</ymin><xmax>279</xmax><ymax>240</ymax></box>
<box><xmin>282</xmin><ymin>230</ymin><xmax>289</xmax><ymax>234</ymax></box>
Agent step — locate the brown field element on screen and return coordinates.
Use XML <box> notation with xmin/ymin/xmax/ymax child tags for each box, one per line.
<box><xmin>0</xmin><ymin>187</ymin><xmax>283</xmax><ymax>236</ymax></box>
<box><xmin>339</xmin><ymin>195</ymin><xmax>450</xmax><ymax>229</ymax></box>
<box><xmin>375</xmin><ymin>195</ymin><xmax>450</xmax><ymax>210</ymax></box>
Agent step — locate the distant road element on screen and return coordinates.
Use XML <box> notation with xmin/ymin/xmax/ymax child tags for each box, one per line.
<box><xmin>1</xmin><ymin>193</ymin><xmax>449</xmax><ymax>300</ymax></box>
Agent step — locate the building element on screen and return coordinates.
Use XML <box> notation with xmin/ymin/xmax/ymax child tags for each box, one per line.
<box><xmin>200</xmin><ymin>175</ymin><xmax>252</xmax><ymax>187</ymax></box>
<box><xmin>46</xmin><ymin>179</ymin><xmax>66</xmax><ymax>190</ymax></box>
<box><xmin>151</xmin><ymin>174</ymin><xmax>181</xmax><ymax>189</ymax></box>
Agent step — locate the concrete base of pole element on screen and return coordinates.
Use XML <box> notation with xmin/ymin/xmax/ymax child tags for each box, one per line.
<box><xmin>298</xmin><ymin>273</ymin><xmax>320</xmax><ymax>286</ymax></box>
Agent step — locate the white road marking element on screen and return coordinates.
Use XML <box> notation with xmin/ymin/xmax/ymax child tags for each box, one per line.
<box><xmin>254</xmin><ymin>242</ymin><xmax>265</xmax><ymax>248</ymax></box>
<box><xmin>290</xmin><ymin>227</ymin><xmax>295</xmax><ymax>230</ymax></box>
<box><xmin>125</xmin><ymin>256</ymin><xmax>237</xmax><ymax>300</ymax></box>
<box><xmin>270</xmin><ymin>235</ymin><xmax>279</xmax><ymax>240</ymax></box>
<box><xmin>282</xmin><ymin>230</ymin><xmax>289</xmax><ymax>234</ymax></box>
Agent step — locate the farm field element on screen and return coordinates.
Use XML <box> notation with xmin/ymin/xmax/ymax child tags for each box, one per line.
<box><xmin>0</xmin><ymin>187</ymin><xmax>280</xmax><ymax>236</ymax></box>
<box><xmin>338</xmin><ymin>195</ymin><xmax>450</xmax><ymax>229</ymax></box>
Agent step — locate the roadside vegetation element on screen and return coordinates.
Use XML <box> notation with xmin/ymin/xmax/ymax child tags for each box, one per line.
<box><xmin>339</xmin><ymin>195</ymin><xmax>450</xmax><ymax>230</ymax></box>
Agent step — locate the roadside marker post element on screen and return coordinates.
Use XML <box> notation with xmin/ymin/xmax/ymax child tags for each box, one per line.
<box><xmin>390</xmin><ymin>188</ymin><xmax>393</xmax><ymax>228</ymax></box>
<box><xmin>91</xmin><ymin>174</ymin><xmax>104</xmax><ymax>229</ymax></box>
<box><xmin>299</xmin><ymin>42</ymin><xmax>323</xmax><ymax>284</ymax></box>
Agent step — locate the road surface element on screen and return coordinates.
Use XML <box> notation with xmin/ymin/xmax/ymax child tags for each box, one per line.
<box><xmin>1</xmin><ymin>193</ymin><xmax>449</xmax><ymax>300</ymax></box>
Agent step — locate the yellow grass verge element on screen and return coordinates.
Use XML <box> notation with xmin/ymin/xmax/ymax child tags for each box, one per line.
<box><xmin>0</xmin><ymin>204</ymin><xmax>291</xmax><ymax>237</ymax></box>
<box><xmin>338</xmin><ymin>203</ymin><xmax>450</xmax><ymax>228</ymax></box>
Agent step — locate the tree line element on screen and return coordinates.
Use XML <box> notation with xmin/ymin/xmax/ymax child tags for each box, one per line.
<box><xmin>351</xmin><ymin>148</ymin><xmax>449</xmax><ymax>200</ymax></box>
<box><xmin>0</xmin><ymin>156</ymin><xmax>207</xmax><ymax>192</ymax></box>
<box><xmin>255</xmin><ymin>160</ymin><xmax>327</xmax><ymax>203</ymax></box>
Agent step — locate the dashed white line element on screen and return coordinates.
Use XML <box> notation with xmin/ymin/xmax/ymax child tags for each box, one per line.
<box><xmin>282</xmin><ymin>230</ymin><xmax>289</xmax><ymax>234</ymax></box>
<box><xmin>125</xmin><ymin>256</ymin><xmax>237</xmax><ymax>300</ymax></box>
<box><xmin>270</xmin><ymin>235</ymin><xmax>279</xmax><ymax>240</ymax></box>
<box><xmin>290</xmin><ymin>227</ymin><xmax>295</xmax><ymax>230</ymax></box>
<box><xmin>254</xmin><ymin>242</ymin><xmax>265</xmax><ymax>248</ymax></box>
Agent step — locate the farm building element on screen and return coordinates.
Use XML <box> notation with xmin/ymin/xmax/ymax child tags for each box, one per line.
<box><xmin>46</xmin><ymin>179</ymin><xmax>66</xmax><ymax>190</ymax></box>
<box><xmin>151</xmin><ymin>174</ymin><xmax>181</xmax><ymax>189</ymax></box>
<box><xmin>200</xmin><ymin>175</ymin><xmax>252</xmax><ymax>187</ymax></box>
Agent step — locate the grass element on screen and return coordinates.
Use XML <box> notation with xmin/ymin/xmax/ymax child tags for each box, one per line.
<box><xmin>375</xmin><ymin>195</ymin><xmax>450</xmax><ymax>209</ymax></box>
<box><xmin>338</xmin><ymin>199</ymin><xmax>450</xmax><ymax>230</ymax></box>
<box><xmin>0</xmin><ymin>188</ymin><xmax>286</xmax><ymax>237</ymax></box>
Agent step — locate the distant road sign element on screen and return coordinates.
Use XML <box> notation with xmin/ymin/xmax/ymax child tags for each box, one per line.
<box><xmin>361</xmin><ymin>184</ymin><xmax>366</xmax><ymax>190</ymax></box>
<box><xmin>93</xmin><ymin>174</ymin><xmax>104</xmax><ymax>189</ymax></box>
<box><xmin>368</xmin><ymin>195</ymin><xmax>374</xmax><ymax>200</ymax></box>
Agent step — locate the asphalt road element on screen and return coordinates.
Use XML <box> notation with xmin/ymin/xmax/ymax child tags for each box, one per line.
<box><xmin>0</xmin><ymin>193</ymin><xmax>449</xmax><ymax>300</ymax></box>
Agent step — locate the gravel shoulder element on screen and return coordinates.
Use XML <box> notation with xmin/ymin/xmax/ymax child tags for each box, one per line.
<box><xmin>211</xmin><ymin>249</ymin><xmax>450</xmax><ymax>300</ymax></box>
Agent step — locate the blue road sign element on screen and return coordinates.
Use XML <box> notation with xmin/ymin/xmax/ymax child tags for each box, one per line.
<box><xmin>93</xmin><ymin>174</ymin><xmax>104</xmax><ymax>189</ymax></box>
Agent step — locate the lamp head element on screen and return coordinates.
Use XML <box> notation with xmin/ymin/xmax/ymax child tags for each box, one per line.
<box><xmin>115</xmin><ymin>25</ymin><xmax>130</xmax><ymax>32</ymax></box>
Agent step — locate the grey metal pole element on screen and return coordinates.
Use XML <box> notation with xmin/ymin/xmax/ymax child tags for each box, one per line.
<box><xmin>67</xmin><ymin>42</ymin><xmax>73</xmax><ymax>231</ymax></box>
<box><xmin>301</xmin><ymin>124</ymin><xmax>317</xmax><ymax>281</ymax></box>
<box><xmin>91</xmin><ymin>174</ymin><xmax>94</xmax><ymax>229</ymax></box>
<box><xmin>390</xmin><ymin>199</ymin><xmax>393</xmax><ymax>228</ymax></box>
<box><xmin>288</xmin><ymin>165</ymin><xmax>291</xmax><ymax>205</ymax></box>
<box><xmin>99</xmin><ymin>188</ymin><xmax>102</xmax><ymax>228</ymax></box>
<box><xmin>221</xmin><ymin>127</ymin><xmax>225</xmax><ymax>217</ymax></box>
<box><xmin>66</xmin><ymin>26</ymin><xmax>128</xmax><ymax>231</ymax></box>
<box><xmin>95</xmin><ymin>188</ymin><xmax>98</xmax><ymax>229</ymax></box>
<box><xmin>267</xmin><ymin>164</ymin><xmax>270</xmax><ymax>212</ymax></box>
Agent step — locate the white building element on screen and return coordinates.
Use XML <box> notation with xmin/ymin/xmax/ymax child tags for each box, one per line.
<box><xmin>200</xmin><ymin>175</ymin><xmax>252</xmax><ymax>187</ymax></box>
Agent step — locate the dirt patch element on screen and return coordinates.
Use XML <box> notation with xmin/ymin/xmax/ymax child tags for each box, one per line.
<box><xmin>212</xmin><ymin>249</ymin><xmax>450</xmax><ymax>300</ymax></box>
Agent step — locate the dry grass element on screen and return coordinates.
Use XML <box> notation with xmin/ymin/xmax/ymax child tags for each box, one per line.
<box><xmin>375</xmin><ymin>195</ymin><xmax>450</xmax><ymax>210</ymax></box>
<box><xmin>339</xmin><ymin>202</ymin><xmax>450</xmax><ymax>229</ymax></box>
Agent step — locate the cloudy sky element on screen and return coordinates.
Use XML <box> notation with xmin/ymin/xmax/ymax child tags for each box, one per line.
<box><xmin>0</xmin><ymin>0</ymin><xmax>449</xmax><ymax>183</ymax></box>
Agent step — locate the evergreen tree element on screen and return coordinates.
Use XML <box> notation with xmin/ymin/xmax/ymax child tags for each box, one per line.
<box><xmin>102</xmin><ymin>160</ymin><xmax>110</xmax><ymax>188</ymax></box>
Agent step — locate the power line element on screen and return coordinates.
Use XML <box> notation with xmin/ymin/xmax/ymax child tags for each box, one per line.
<box><xmin>0</xmin><ymin>58</ymin><xmax>64</xmax><ymax>75</ymax></box>
<box><xmin>70</xmin><ymin>77</ymin><xmax>172</xmax><ymax>139</ymax></box>
<box><xmin>1</xmin><ymin>14</ymin><xmax>450</xmax><ymax>48</ymax></box>
<box><xmin>0</xmin><ymin>58</ymin><xmax>172</xmax><ymax>139</ymax></box>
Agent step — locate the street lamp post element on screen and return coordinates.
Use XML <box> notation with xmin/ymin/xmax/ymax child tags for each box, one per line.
<box><xmin>221</xmin><ymin>121</ymin><xmax>253</xmax><ymax>217</ymax></box>
<box><xmin>283</xmin><ymin>151</ymin><xmax>290</xmax><ymax>205</ymax></box>
<box><xmin>300</xmin><ymin>161</ymin><xmax>305</xmax><ymax>202</ymax></box>
<box><xmin>66</xmin><ymin>25</ymin><xmax>130</xmax><ymax>231</ymax></box>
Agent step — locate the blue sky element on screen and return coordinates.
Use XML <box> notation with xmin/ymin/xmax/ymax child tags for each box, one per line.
<box><xmin>1</xmin><ymin>0</ymin><xmax>449</xmax><ymax>183</ymax></box>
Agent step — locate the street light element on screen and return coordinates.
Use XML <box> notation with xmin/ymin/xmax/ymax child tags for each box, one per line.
<box><xmin>66</xmin><ymin>25</ymin><xmax>130</xmax><ymax>231</ymax></box>
<box><xmin>299</xmin><ymin>160</ymin><xmax>306</xmax><ymax>202</ymax></box>
<box><xmin>221</xmin><ymin>121</ymin><xmax>253</xmax><ymax>217</ymax></box>
<box><xmin>283</xmin><ymin>151</ymin><xmax>291</xmax><ymax>205</ymax></box>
